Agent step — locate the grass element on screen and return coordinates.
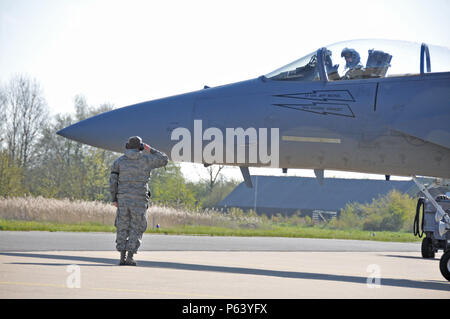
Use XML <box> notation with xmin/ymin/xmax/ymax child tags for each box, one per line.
<box><xmin>0</xmin><ymin>219</ymin><xmax>116</xmax><ymax>233</ymax></box>
<box><xmin>149</xmin><ymin>224</ymin><xmax>419</xmax><ymax>242</ymax></box>
<box><xmin>0</xmin><ymin>196</ymin><xmax>421</xmax><ymax>243</ymax></box>
<box><xmin>0</xmin><ymin>219</ymin><xmax>420</xmax><ymax>242</ymax></box>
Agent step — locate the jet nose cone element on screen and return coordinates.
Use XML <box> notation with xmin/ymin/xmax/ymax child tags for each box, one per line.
<box><xmin>56</xmin><ymin>127</ymin><xmax>69</xmax><ymax>138</ymax></box>
<box><xmin>56</xmin><ymin>110</ymin><xmax>122</xmax><ymax>151</ymax></box>
<box><xmin>56</xmin><ymin>93</ymin><xmax>196</xmax><ymax>154</ymax></box>
<box><xmin>56</xmin><ymin>123</ymin><xmax>83</xmax><ymax>140</ymax></box>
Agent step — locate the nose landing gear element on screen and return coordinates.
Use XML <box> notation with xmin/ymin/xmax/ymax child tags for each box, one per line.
<box><xmin>412</xmin><ymin>176</ymin><xmax>450</xmax><ymax>281</ymax></box>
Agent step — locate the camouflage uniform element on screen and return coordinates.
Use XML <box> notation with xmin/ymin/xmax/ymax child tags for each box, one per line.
<box><xmin>110</xmin><ymin>141</ymin><xmax>168</xmax><ymax>255</ymax></box>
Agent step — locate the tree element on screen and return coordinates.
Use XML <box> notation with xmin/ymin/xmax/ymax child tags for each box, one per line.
<box><xmin>1</xmin><ymin>74</ymin><xmax>48</xmax><ymax>168</ymax></box>
<box><xmin>149</xmin><ymin>161</ymin><xmax>197</xmax><ymax>209</ymax></box>
<box><xmin>0</xmin><ymin>88</ymin><xmax>6</xmax><ymax>146</ymax></box>
<box><xmin>337</xmin><ymin>190</ymin><xmax>416</xmax><ymax>232</ymax></box>
<box><xmin>0</xmin><ymin>150</ymin><xmax>24</xmax><ymax>197</ymax></box>
<box><xmin>28</xmin><ymin>96</ymin><xmax>116</xmax><ymax>200</ymax></box>
<box><xmin>186</xmin><ymin>174</ymin><xmax>240</xmax><ymax>209</ymax></box>
<box><xmin>205</xmin><ymin>165</ymin><xmax>225</xmax><ymax>191</ymax></box>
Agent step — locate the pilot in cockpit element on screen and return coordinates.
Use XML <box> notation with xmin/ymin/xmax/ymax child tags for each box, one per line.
<box><xmin>341</xmin><ymin>48</ymin><xmax>364</xmax><ymax>80</ymax></box>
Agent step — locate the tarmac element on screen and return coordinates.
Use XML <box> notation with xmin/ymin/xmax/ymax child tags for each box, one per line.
<box><xmin>0</xmin><ymin>232</ymin><xmax>449</xmax><ymax>299</ymax></box>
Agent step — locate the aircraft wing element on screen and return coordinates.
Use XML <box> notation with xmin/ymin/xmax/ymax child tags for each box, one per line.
<box><xmin>392</xmin><ymin>125</ymin><xmax>450</xmax><ymax>150</ymax></box>
<box><xmin>390</xmin><ymin>111</ymin><xmax>450</xmax><ymax>150</ymax></box>
<box><xmin>385</xmin><ymin>79</ymin><xmax>450</xmax><ymax>150</ymax></box>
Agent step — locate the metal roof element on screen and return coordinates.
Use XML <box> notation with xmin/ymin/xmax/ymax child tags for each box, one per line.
<box><xmin>218</xmin><ymin>176</ymin><xmax>416</xmax><ymax>213</ymax></box>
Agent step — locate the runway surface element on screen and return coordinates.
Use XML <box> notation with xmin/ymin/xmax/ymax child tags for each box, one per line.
<box><xmin>0</xmin><ymin>231</ymin><xmax>422</xmax><ymax>251</ymax></box>
<box><xmin>0</xmin><ymin>231</ymin><xmax>449</xmax><ymax>299</ymax></box>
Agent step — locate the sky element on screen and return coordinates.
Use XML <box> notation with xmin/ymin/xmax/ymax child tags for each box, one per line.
<box><xmin>1</xmin><ymin>0</ymin><xmax>449</xmax><ymax>182</ymax></box>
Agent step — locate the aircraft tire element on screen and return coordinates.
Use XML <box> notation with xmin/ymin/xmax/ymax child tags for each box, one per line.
<box><xmin>439</xmin><ymin>250</ymin><xmax>450</xmax><ymax>281</ymax></box>
<box><xmin>421</xmin><ymin>237</ymin><xmax>435</xmax><ymax>259</ymax></box>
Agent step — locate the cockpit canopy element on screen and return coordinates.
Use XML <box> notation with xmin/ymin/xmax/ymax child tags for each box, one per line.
<box><xmin>266</xmin><ymin>39</ymin><xmax>450</xmax><ymax>81</ymax></box>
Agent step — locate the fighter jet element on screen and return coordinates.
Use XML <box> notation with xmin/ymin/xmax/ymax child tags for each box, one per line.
<box><xmin>57</xmin><ymin>39</ymin><xmax>450</xmax><ymax>280</ymax></box>
<box><xmin>57</xmin><ymin>39</ymin><xmax>450</xmax><ymax>182</ymax></box>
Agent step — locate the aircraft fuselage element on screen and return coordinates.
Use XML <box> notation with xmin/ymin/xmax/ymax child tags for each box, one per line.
<box><xmin>57</xmin><ymin>72</ymin><xmax>450</xmax><ymax>178</ymax></box>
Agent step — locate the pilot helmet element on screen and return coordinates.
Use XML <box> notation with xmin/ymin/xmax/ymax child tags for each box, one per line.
<box><xmin>341</xmin><ymin>48</ymin><xmax>361</xmax><ymax>69</ymax></box>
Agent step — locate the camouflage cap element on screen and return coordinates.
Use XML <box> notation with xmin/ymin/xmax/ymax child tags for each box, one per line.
<box><xmin>126</xmin><ymin>136</ymin><xmax>143</xmax><ymax>149</ymax></box>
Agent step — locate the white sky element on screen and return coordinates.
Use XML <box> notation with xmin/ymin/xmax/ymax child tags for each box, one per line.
<box><xmin>1</xmin><ymin>0</ymin><xmax>449</xmax><ymax>182</ymax></box>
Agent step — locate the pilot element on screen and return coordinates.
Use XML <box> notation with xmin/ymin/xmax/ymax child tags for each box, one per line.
<box><xmin>110</xmin><ymin>136</ymin><xmax>168</xmax><ymax>266</ymax></box>
<box><xmin>341</xmin><ymin>48</ymin><xmax>364</xmax><ymax>80</ymax></box>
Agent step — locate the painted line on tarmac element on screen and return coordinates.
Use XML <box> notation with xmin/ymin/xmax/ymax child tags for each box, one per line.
<box><xmin>0</xmin><ymin>281</ymin><xmax>66</xmax><ymax>289</ymax></box>
<box><xmin>0</xmin><ymin>281</ymin><xmax>234</xmax><ymax>299</ymax></box>
<box><xmin>89</xmin><ymin>286</ymin><xmax>232</xmax><ymax>298</ymax></box>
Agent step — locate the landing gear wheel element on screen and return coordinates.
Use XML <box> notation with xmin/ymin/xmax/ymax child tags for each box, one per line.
<box><xmin>421</xmin><ymin>237</ymin><xmax>435</xmax><ymax>258</ymax></box>
<box><xmin>439</xmin><ymin>251</ymin><xmax>450</xmax><ymax>282</ymax></box>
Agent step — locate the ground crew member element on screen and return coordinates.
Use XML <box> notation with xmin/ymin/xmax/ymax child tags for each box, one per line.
<box><xmin>109</xmin><ymin>136</ymin><xmax>168</xmax><ymax>266</ymax></box>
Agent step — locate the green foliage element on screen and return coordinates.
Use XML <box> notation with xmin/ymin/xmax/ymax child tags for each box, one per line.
<box><xmin>24</xmin><ymin>98</ymin><xmax>116</xmax><ymax>201</ymax></box>
<box><xmin>186</xmin><ymin>176</ymin><xmax>240</xmax><ymax>209</ymax></box>
<box><xmin>0</xmin><ymin>151</ymin><xmax>25</xmax><ymax>197</ymax></box>
<box><xmin>0</xmin><ymin>218</ymin><xmax>418</xmax><ymax>242</ymax></box>
<box><xmin>1</xmin><ymin>88</ymin><xmax>238</xmax><ymax>208</ymax></box>
<box><xmin>335</xmin><ymin>190</ymin><xmax>416</xmax><ymax>232</ymax></box>
<box><xmin>304</xmin><ymin>215</ymin><xmax>313</xmax><ymax>227</ymax></box>
<box><xmin>0</xmin><ymin>219</ymin><xmax>115</xmax><ymax>233</ymax></box>
<box><xmin>0</xmin><ymin>76</ymin><xmax>422</xmax><ymax>237</ymax></box>
<box><xmin>227</xmin><ymin>207</ymin><xmax>245</xmax><ymax>219</ymax></box>
<box><xmin>333</xmin><ymin>203</ymin><xmax>364</xmax><ymax>230</ymax></box>
<box><xmin>83</xmin><ymin>148</ymin><xmax>112</xmax><ymax>201</ymax></box>
<box><xmin>149</xmin><ymin>161</ymin><xmax>198</xmax><ymax>209</ymax></box>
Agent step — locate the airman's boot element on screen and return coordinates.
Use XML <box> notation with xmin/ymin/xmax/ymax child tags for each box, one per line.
<box><xmin>119</xmin><ymin>250</ymin><xmax>127</xmax><ymax>265</ymax></box>
<box><xmin>125</xmin><ymin>251</ymin><xmax>137</xmax><ymax>266</ymax></box>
